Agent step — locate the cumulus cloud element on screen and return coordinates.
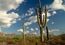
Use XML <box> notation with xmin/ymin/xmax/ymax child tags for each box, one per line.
<box><xmin>24</xmin><ymin>22</ymin><xmax>32</xmax><ymax>26</ymax></box>
<box><xmin>42</xmin><ymin>29</ymin><xmax>60</xmax><ymax>35</ymax></box>
<box><xmin>0</xmin><ymin>0</ymin><xmax>24</xmax><ymax>11</ymax></box>
<box><xmin>17</xmin><ymin>29</ymin><xmax>23</xmax><ymax>32</ymax></box>
<box><xmin>17</xmin><ymin>29</ymin><xmax>30</xmax><ymax>34</ymax></box>
<box><xmin>29</xmin><ymin>16</ymin><xmax>37</xmax><ymax>23</ymax></box>
<box><xmin>0</xmin><ymin>11</ymin><xmax>19</xmax><ymax>27</ymax></box>
<box><xmin>52</xmin><ymin>11</ymin><xmax>56</xmax><ymax>15</ymax></box>
<box><xmin>35</xmin><ymin>28</ymin><xmax>38</xmax><ymax>31</ymax></box>
<box><xmin>30</xmin><ymin>28</ymin><xmax>34</xmax><ymax>31</ymax></box>
<box><xmin>50</xmin><ymin>0</ymin><xmax>65</xmax><ymax>10</ymax></box>
<box><xmin>26</xmin><ymin>27</ymin><xmax>29</xmax><ymax>29</ymax></box>
<box><xmin>49</xmin><ymin>29</ymin><xmax>60</xmax><ymax>33</ymax></box>
<box><xmin>21</xmin><ymin>8</ymin><xmax>34</xmax><ymax>19</ymax></box>
<box><xmin>46</xmin><ymin>0</ymin><xmax>65</xmax><ymax>17</ymax></box>
<box><xmin>24</xmin><ymin>16</ymin><xmax>37</xmax><ymax>26</ymax></box>
<box><xmin>27</xmin><ymin>8</ymin><xmax>34</xmax><ymax>16</ymax></box>
<box><xmin>0</xmin><ymin>0</ymin><xmax>24</xmax><ymax>28</ymax></box>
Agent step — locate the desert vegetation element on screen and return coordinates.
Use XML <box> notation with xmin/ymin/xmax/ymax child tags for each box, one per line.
<box><xmin>0</xmin><ymin>34</ymin><xmax>65</xmax><ymax>45</ymax></box>
<box><xmin>0</xmin><ymin>0</ymin><xmax>65</xmax><ymax>45</ymax></box>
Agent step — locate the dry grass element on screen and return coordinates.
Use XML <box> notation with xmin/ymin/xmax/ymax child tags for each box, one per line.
<box><xmin>0</xmin><ymin>34</ymin><xmax>65</xmax><ymax>45</ymax></box>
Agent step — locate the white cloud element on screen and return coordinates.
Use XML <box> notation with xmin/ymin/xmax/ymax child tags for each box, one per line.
<box><xmin>26</xmin><ymin>27</ymin><xmax>29</xmax><ymax>29</ymax></box>
<box><xmin>0</xmin><ymin>0</ymin><xmax>24</xmax><ymax>28</ymax></box>
<box><xmin>17</xmin><ymin>29</ymin><xmax>30</xmax><ymax>34</ymax></box>
<box><xmin>35</xmin><ymin>28</ymin><xmax>38</xmax><ymax>31</ymax></box>
<box><xmin>50</xmin><ymin>0</ymin><xmax>65</xmax><ymax>10</ymax></box>
<box><xmin>29</xmin><ymin>16</ymin><xmax>37</xmax><ymax>23</ymax></box>
<box><xmin>27</xmin><ymin>8</ymin><xmax>34</xmax><ymax>16</ymax></box>
<box><xmin>21</xmin><ymin>8</ymin><xmax>34</xmax><ymax>19</ymax></box>
<box><xmin>49</xmin><ymin>29</ymin><xmax>60</xmax><ymax>33</ymax></box>
<box><xmin>18</xmin><ymin>18</ymin><xmax>21</xmax><ymax>21</ymax></box>
<box><xmin>17</xmin><ymin>29</ymin><xmax>23</xmax><ymax>32</ymax></box>
<box><xmin>52</xmin><ymin>11</ymin><xmax>56</xmax><ymax>15</ymax></box>
<box><xmin>42</xmin><ymin>29</ymin><xmax>60</xmax><ymax>35</ymax></box>
<box><xmin>0</xmin><ymin>11</ymin><xmax>19</xmax><ymax>27</ymax></box>
<box><xmin>30</xmin><ymin>28</ymin><xmax>34</xmax><ymax>31</ymax></box>
<box><xmin>24</xmin><ymin>16</ymin><xmax>37</xmax><ymax>26</ymax></box>
<box><xmin>48</xmin><ymin>29</ymin><xmax>60</xmax><ymax>35</ymax></box>
<box><xmin>51</xmin><ymin>22</ymin><xmax>55</xmax><ymax>24</ymax></box>
<box><xmin>16</xmin><ymin>0</ymin><xmax>24</xmax><ymax>3</ymax></box>
<box><xmin>0</xmin><ymin>0</ymin><xmax>24</xmax><ymax>11</ymax></box>
<box><xmin>24</xmin><ymin>22</ymin><xmax>32</xmax><ymax>26</ymax></box>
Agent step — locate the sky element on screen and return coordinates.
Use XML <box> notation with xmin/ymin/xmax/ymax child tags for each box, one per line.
<box><xmin>0</xmin><ymin>0</ymin><xmax>65</xmax><ymax>35</ymax></box>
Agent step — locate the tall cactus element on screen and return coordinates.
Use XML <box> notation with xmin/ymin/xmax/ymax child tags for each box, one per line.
<box><xmin>45</xmin><ymin>6</ymin><xmax>49</xmax><ymax>41</ymax></box>
<box><xmin>36</xmin><ymin>0</ymin><xmax>49</xmax><ymax>42</ymax></box>
<box><xmin>22</xmin><ymin>23</ymin><xmax>26</xmax><ymax>45</ymax></box>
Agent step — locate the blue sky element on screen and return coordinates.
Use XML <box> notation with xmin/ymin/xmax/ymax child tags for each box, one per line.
<box><xmin>0</xmin><ymin>0</ymin><xmax>65</xmax><ymax>35</ymax></box>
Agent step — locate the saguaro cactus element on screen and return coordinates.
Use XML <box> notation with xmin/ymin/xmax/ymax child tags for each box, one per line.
<box><xmin>22</xmin><ymin>23</ymin><xmax>26</xmax><ymax>45</ymax></box>
<box><xmin>36</xmin><ymin>0</ymin><xmax>49</xmax><ymax>42</ymax></box>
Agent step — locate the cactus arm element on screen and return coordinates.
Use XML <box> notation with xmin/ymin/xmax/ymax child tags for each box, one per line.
<box><xmin>43</xmin><ymin>5</ymin><xmax>48</xmax><ymax>27</ymax></box>
<box><xmin>36</xmin><ymin>8</ymin><xmax>41</xmax><ymax>26</ymax></box>
<box><xmin>43</xmin><ymin>15</ymin><xmax>45</xmax><ymax>27</ymax></box>
<box><xmin>46</xmin><ymin>26</ymin><xmax>49</xmax><ymax>41</ymax></box>
<box><xmin>39</xmin><ymin>0</ymin><xmax>41</xmax><ymax>8</ymax></box>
